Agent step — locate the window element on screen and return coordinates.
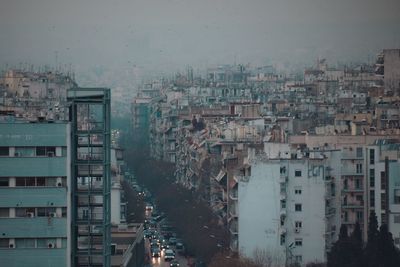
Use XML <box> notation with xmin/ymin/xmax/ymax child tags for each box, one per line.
<box><xmin>15</xmin><ymin>208</ymin><xmax>35</xmax><ymax>217</ymax></box>
<box><xmin>0</xmin><ymin>239</ymin><xmax>9</xmax><ymax>248</ymax></box>
<box><xmin>37</xmin><ymin>208</ymin><xmax>55</xmax><ymax>217</ymax></box>
<box><xmin>0</xmin><ymin>147</ymin><xmax>9</xmax><ymax>156</ymax></box>
<box><xmin>295</xmin><ymin>255</ymin><xmax>302</xmax><ymax>263</ymax></box>
<box><xmin>370</xmin><ymin>190</ymin><xmax>375</xmax><ymax>207</ymax></box>
<box><xmin>16</xmin><ymin>178</ymin><xmax>26</xmax><ymax>186</ymax></box>
<box><xmin>369</xmin><ymin>149</ymin><xmax>375</xmax><ymax>164</ymax></box>
<box><xmin>295</xmin><ymin>204</ymin><xmax>302</xmax><ymax>212</ymax></box>
<box><xmin>37</xmin><ymin>238</ymin><xmax>47</xmax><ymax>248</ymax></box>
<box><xmin>381</xmin><ymin>172</ymin><xmax>387</xmax><ymax>190</ymax></box>
<box><xmin>0</xmin><ymin>178</ymin><xmax>9</xmax><ymax>187</ymax></box>
<box><xmin>357</xmin><ymin>211</ymin><xmax>363</xmax><ymax>222</ymax></box>
<box><xmin>281</xmin><ymin>200</ymin><xmax>286</xmax><ymax>209</ymax></box>
<box><xmin>16</xmin><ymin>238</ymin><xmax>35</xmax><ymax>248</ymax></box>
<box><xmin>295</xmin><ymin>239</ymin><xmax>303</xmax><ymax>246</ymax></box>
<box><xmin>295</xmin><ymin>188</ymin><xmax>302</xmax><ymax>195</ymax></box>
<box><xmin>356</xmin><ymin>147</ymin><xmax>363</xmax><ymax>158</ymax></box>
<box><xmin>344</xmin><ymin>211</ymin><xmax>348</xmax><ymax>222</ymax></box>
<box><xmin>355</xmin><ymin>179</ymin><xmax>362</xmax><ymax>189</ymax></box>
<box><xmin>394</xmin><ymin>190</ymin><xmax>400</xmax><ymax>204</ymax></box>
<box><xmin>15</xmin><ymin>147</ymin><xmax>35</xmax><ymax>157</ymax></box>
<box><xmin>280</xmin><ymin>234</ymin><xmax>285</xmax><ymax>245</ymax></box>
<box><xmin>0</xmin><ymin>208</ymin><xmax>9</xmax><ymax>218</ymax></box>
<box><xmin>381</xmin><ymin>193</ymin><xmax>387</xmax><ymax>211</ymax></box>
<box><xmin>36</xmin><ymin>147</ymin><xmax>46</xmax><ymax>156</ymax></box>
<box><xmin>36</xmin><ymin>147</ymin><xmax>56</xmax><ymax>157</ymax></box>
<box><xmin>36</xmin><ymin>177</ymin><xmax>45</xmax><ymax>186</ymax></box>
<box><xmin>394</xmin><ymin>215</ymin><xmax>400</xmax><ymax>224</ymax></box>
<box><xmin>26</xmin><ymin>178</ymin><xmax>35</xmax><ymax>186</ymax></box>
<box><xmin>295</xmin><ymin>221</ymin><xmax>303</xmax><ymax>229</ymax></box>
<box><xmin>295</xmin><ymin>170</ymin><xmax>302</xmax><ymax>177</ymax></box>
<box><xmin>356</xmin><ymin>163</ymin><xmax>363</xmax><ymax>174</ymax></box>
<box><xmin>370</xmin><ymin>169</ymin><xmax>375</xmax><ymax>187</ymax></box>
<box><xmin>62</xmin><ymin>207</ymin><xmax>67</xmax><ymax>217</ymax></box>
<box><xmin>344</xmin><ymin>179</ymin><xmax>348</xmax><ymax>190</ymax></box>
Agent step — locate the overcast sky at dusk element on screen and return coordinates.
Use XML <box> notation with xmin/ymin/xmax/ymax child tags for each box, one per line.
<box><xmin>1</xmin><ymin>0</ymin><xmax>400</xmax><ymax>73</ymax></box>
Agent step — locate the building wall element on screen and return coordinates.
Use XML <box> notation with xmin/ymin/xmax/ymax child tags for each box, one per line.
<box><xmin>388</xmin><ymin>161</ymin><xmax>400</xmax><ymax>248</ymax></box>
<box><xmin>285</xmin><ymin>161</ymin><xmax>326</xmax><ymax>265</ymax></box>
<box><xmin>238</xmin><ymin>155</ymin><xmax>338</xmax><ymax>266</ymax></box>
<box><xmin>384</xmin><ymin>49</ymin><xmax>400</xmax><ymax>95</ymax></box>
<box><xmin>238</xmin><ymin>161</ymin><xmax>284</xmax><ymax>263</ymax></box>
<box><xmin>0</xmin><ymin>122</ymin><xmax>69</xmax><ymax>267</ymax></box>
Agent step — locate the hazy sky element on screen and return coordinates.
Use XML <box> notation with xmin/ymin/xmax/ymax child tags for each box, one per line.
<box><xmin>1</xmin><ymin>0</ymin><xmax>399</xmax><ymax>72</ymax></box>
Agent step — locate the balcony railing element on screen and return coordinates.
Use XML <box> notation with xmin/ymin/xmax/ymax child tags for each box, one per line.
<box><xmin>342</xmin><ymin>201</ymin><xmax>364</xmax><ymax>209</ymax></box>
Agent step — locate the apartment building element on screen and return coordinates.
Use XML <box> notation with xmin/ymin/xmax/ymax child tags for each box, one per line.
<box><xmin>0</xmin><ymin>122</ymin><xmax>71</xmax><ymax>267</ymax></box>
<box><xmin>238</xmin><ymin>147</ymin><xmax>341</xmax><ymax>266</ymax></box>
<box><xmin>68</xmin><ymin>88</ymin><xmax>112</xmax><ymax>267</ymax></box>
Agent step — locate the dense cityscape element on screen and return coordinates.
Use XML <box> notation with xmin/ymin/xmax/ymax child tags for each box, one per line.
<box><xmin>1</xmin><ymin>1</ymin><xmax>400</xmax><ymax>267</ymax></box>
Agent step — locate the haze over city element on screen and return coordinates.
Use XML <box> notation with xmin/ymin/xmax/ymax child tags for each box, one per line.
<box><xmin>1</xmin><ymin>0</ymin><xmax>400</xmax><ymax>75</ymax></box>
<box><xmin>1</xmin><ymin>1</ymin><xmax>400</xmax><ymax>267</ymax></box>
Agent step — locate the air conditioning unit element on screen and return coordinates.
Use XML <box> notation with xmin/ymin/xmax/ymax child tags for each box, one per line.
<box><xmin>9</xmin><ymin>240</ymin><xmax>15</xmax><ymax>248</ymax></box>
<box><xmin>56</xmin><ymin>177</ymin><xmax>63</xmax><ymax>187</ymax></box>
<box><xmin>48</xmin><ymin>242</ymin><xmax>55</xmax><ymax>249</ymax></box>
<box><xmin>26</xmin><ymin>212</ymin><xmax>34</xmax><ymax>218</ymax></box>
<box><xmin>14</xmin><ymin>152</ymin><xmax>20</xmax><ymax>157</ymax></box>
<box><xmin>295</xmin><ymin>228</ymin><xmax>301</xmax><ymax>234</ymax></box>
<box><xmin>47</xmin><ymin>151</ymin><xmax>55</xmax><ymax>157</ymax></box>
<box><xmin>49</xmin><ymin>212</ymin><xmax>57</xmax><ymax>218</ymax></box>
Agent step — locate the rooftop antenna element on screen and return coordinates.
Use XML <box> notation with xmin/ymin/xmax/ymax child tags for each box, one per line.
<box><xmin>55</xmin><ymin>50</ymin><xmax>58</xmax><ymax>72</ymax></box>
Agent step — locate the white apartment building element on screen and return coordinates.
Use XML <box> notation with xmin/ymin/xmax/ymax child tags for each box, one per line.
<box><xmin>238</xmin><ymin>147</ymin><xmax>341</xmax><ymax>266</ymax></box>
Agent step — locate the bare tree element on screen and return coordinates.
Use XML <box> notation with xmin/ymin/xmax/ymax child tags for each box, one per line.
<box><xmin>252</xmin><ymin>247</ymin><xmax>284</xmax><ymax>267</ymax></box>
<box><xmin>209</xmin><ymin>252</ymin><xmax>261</xmax><ymax>267</ymax></box>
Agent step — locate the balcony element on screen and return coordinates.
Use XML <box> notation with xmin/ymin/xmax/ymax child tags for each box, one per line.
<box><xmin>325</xmin><ymin>207</ymin><xmax>336</xmax><ymax>217</ymax></box>
<box><xmin>341</xmin><ymin>171</ymin><xmax>364</xmax><ymax>176</ymax></box>
<box><xmin>0</xmin><ymin>187</ymin><xmax>66</xmax><ymax>208</ymax></box>
<box><xmin>230</xmin><ymin>237</ymin><xmax>238</xmax><ymax>252</ymax></box>
<box><xmin>342</xmin><ymin>201</ymin><xmax>364</xmax><ymax>209</ymax></box>
<box><xmin>342</xmin><ymin>187</ymin><xmax>364</xmax><ymax>193</ymax></box>
<box><xmin>229</xmin><ymin>221</ymin><xmax>238</xmax><ymax>235</ymax></box>
<box><xmin>229</xmin><ymin>208</ymin><xmax>238</xmax><ymax>218</ymax></box>
<box><xmin>229</xmin><ymin>190</ymin><xmax>238</xmax><ymax>200</ymax></box>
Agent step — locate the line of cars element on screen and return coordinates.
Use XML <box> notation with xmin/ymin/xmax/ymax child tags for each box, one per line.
<box><xmin>144</xmin><ymin>203</ymin><xmax>186</xmax><ymax>267</ymax></box>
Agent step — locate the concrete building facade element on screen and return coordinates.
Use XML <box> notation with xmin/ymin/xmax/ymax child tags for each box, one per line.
<box><xmin>0</xmin><ymin>122</ymin><xmax>71</xmax><ymax>267</ymax></box>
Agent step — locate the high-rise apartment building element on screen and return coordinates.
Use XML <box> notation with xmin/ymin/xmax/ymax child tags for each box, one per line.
<box><xmin>0</xmin><ymin>122</ymin><xmax>71</xmax><ymax>266</ymax></box>
<box><xmin>67</xmin><ymin>88</ymin><xmax>111</xmax><ymax>267</ymax></box>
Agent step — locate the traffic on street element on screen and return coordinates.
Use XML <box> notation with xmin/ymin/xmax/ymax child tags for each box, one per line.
<box><xmin>143</xmin><ymin>202</ymin><xmax>194</xmax><ymax>267</ymax></box>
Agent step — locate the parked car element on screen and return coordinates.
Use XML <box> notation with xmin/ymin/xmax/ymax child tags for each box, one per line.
<box><xmin>175</xmin><ymin>242</ymin><xmax>185</xmax><ymax>255</ymax></box>
<box><xmin>164</xmin><ymin>249</ymin><xmax>175</xmax><ymax>261</ymax></box>
<box><xmin>168</xmin><ymin>237</ymin><xmax>177</xmax><ymax>246</ymax></box>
